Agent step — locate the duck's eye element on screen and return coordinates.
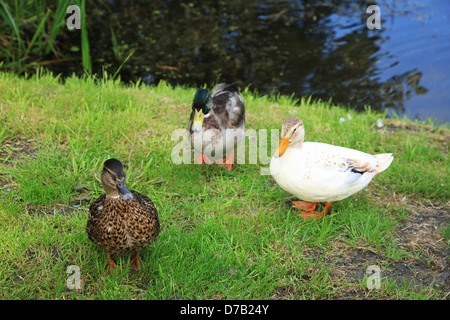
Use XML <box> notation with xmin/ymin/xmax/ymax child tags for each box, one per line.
<box><xmin>293</xmin><ymin>128</ymin><xmax>297</xmax><ymax>133</ymax></box>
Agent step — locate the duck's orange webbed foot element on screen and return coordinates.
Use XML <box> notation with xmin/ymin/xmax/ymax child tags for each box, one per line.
<box><xmin>293</xmin><ymin>201</ymin><xmax>332</xmax><ymax>220</ymax></box>
<box><xmin>216</xmin><ymin>151</ymin><xmax>233</xmax><ymax>171</ymax></box>
<box><xmin>194</xmin><ymin>153</ymin><xmax>213</xmax><ymax>165</ymax></box>
<box><xmin>292</xmin><ymin>201</ymin><xmax>318</xmax><ymax>211</ymax></box>
<box><xmin>129</xmin><ymin>252</ymin><xmax>141</xmax><ymax>272</ymax></box>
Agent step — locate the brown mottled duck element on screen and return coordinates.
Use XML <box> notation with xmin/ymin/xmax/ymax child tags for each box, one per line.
<box><xmin>86</xmin><ymin>158</ymin><xmax>160</xmax><ymax>273</ymax></box>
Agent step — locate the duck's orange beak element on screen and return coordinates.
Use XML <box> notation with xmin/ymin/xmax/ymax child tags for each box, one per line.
<box><xmin>274</xmin><ymin>137</ymin><xmax>289</xmax><ymax>158</ymax></box>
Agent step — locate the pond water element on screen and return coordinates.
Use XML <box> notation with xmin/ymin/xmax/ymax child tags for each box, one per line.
<box><xmin>52</xmin><ymin>0</ymin><xmax>450</xmax><ymax>124</ymax></box>
<box><xmin>369</xmin><ymin>0</ymin><xmax>450</xmax><ymax>123</ymax></box>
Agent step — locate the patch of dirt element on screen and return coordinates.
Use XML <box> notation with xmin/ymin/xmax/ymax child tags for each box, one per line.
<box><xmin>395</xmin><ymin>204</ymin><xmax>449</xmax><ymax>250</ymax></box>
<box><xmin>277</xmin><ymin>192</ymin><xmax>449</xmax><ymax>298</ymax></box>
<box><xmin>328</xmin><ymin>203</ymin><xmax>449</xmax><ymax>298</ymax></box>
<box><xmin>0</xmin><ymin>136</ymin><xmax>39</xmax><ymax>192</ymax></box>
<box><xmin>285</xmin><ymin>194</ymin><xmax>450</xmax><ymax>299</ymax></box>
<box><xmin>380</xmin><ymin>119</ymin><xmax>449</xmax><ymax>154</ymax></box>
<box><xmin>390</xmin><ymin>204</ymin><xmax>449</xmax><ymax>287</ymax></box>
<box><xmin>0</xmin><ymin>136</ymin><xmax>38</xmax><ymax>163</ymax></box>
<box><xmin>380</xmin><ymin>118</ymin><xmax>448</xmax><ymax>136</ymax></box>
<box><xmin>25</xmin><ymin>201</ymin><xmax>88</xmax><ymax>217</ymax></box>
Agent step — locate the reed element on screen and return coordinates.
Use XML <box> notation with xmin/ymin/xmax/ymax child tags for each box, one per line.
<box><xmin>0</xmin><ymin>0</ymin><xmax>90</xmax><ymax>74</ymax></box>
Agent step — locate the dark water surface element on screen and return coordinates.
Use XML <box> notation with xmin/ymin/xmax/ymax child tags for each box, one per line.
<box><xmin>52</xmin><ymin>0</ymin><xmax>450</xmax><ymax>124</ymax></box>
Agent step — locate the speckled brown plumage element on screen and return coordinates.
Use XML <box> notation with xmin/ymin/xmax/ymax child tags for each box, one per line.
<box><xmin>86</xmin><ymin>158</ymin><xmax>160</xmax><ymax>272</ymax></box>
<box><xmin>86</xmin><ymin>191</ymin><xmax>160</xmax><ymax>256</ymax></box>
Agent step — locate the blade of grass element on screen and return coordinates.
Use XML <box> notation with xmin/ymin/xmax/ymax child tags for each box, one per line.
<box><xmin>45</xmin><ymin>0</ymin><xmax>72</xmax><ymax>55</ymax></box>
<box><xmin>110</xmin><ymin>27</ymin><xmax>120</xmax><ymax>60</ymax></box>
<box><xmin>0</xmin><ymin>0</ymin><xmax>23</xmax><ymax>70</ymax></box>
<box><xmin>23</xmin><ymin>9</ymin><xmax>51</xmax><ymax>58</ymax></box>
<box><xmin>112</xmin><ymin>49</ymin><xmax>135</xmax><ymax>80</ymax></box>
<box><xmin>77</xmin><ymin>0</ymin><xmax>91</xmax><ymax>73</ymax></box>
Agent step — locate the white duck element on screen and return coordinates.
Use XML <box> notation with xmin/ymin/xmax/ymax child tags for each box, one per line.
<box><xmin>270</xmin><ymin>117</ymin><xmax>393</xmax><ymax>220</ymax></box>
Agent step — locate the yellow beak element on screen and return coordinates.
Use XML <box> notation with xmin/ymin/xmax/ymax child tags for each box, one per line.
<box><xmin>192</xmin><ymin>109</ymin><xmax>204</xmax><ymax>132</ymax></box>
<box><xmin>274</xmin><ymin>137</ymin><xmax>290</xmax><ymax>158</ymax></box>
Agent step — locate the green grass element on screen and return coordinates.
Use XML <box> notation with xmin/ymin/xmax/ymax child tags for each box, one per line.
<box><xmin>0</xmin><ymin>71</ymin><xmax>448</xmax><ymax>299</ymax></box>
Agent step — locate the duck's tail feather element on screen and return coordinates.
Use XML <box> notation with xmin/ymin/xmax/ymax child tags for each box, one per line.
<box><xmin>374</xmin><ymin>153</ymin><xmax>394</xmax><ymax>173</ymax></box>
<box><xmin>213</xmin><ymin>83</ymin><xmax>240</xmax><ymax>94</ymax></box>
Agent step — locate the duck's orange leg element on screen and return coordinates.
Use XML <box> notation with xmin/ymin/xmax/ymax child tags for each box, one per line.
<box><xmin>129</xmin><ymin>252</ymin><xmax>141</xmax><ymax>272</ymax></box>
<box><xmin>216</xmin><ymin>150</ymin><xmax>233</xmax><ymax>171</ymax></box>
<box><xmin>105</xmin><ymin>253</ymin><xmax>118</xmax><ymax>274</ymax></box>
<box><xmin>322</xmin><ymin>202</ymin><xmax>332</xmax><ymax>215</ymax></box>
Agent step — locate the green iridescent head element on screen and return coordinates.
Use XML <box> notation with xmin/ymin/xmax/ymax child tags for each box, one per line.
<box><xmin>192</xmin><ymin>88</ymin><xmax>211</xmax><ymax>114</ymax></box>
<box><xmin>191</xmin><ymin>88</ymin><xmax>211</xmax><ymax>132</ymax></box>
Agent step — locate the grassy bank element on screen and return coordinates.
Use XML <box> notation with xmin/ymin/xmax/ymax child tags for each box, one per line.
<box><xmin>0</xmin><ymin>72</ymin><xmax>448</xmax><ymax>299</ymax></box>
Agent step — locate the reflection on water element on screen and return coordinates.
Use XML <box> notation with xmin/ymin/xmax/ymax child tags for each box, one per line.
<box><xmin>51</xmin><ymin>0</ymin><xmax>449</xmax><ymax>123</ymax></box>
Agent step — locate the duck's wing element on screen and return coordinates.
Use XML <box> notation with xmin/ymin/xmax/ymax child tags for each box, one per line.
<box><xmin>131</xmin><ymin>191</ymin><xmax>160</xmax><ymax>220</ymax></box>
<box><xmin>304</xmin><ymin>143</ymin><xmax>391</xmax><ymax>180</ymax></box>
<box><xmin>346</xmin><ymin>157</ymin><xmax>378</xmax><ymax>174</ymax></box>
<box><xmin>130</xmin><ymin>191</ymin><xmax>160</xmax><ymax>240</ymax></box>
<box><xmin>86</xmin><ymin>193</ymin><xmax>107</xmax><ymax>243</ymax></box>
<box><xmin>210</xmin><ymin>84</ymin><xmax>245</xmax><ymax>129</ymax></box>
<box><xmin>345</xmin><ymin>152</ymin><xmax>393</xmax><ymax>174</ymax></box>
<box><xmin>88</xmin><ymin>194</ymin><xmax>106</xmax><ymax>216</ymax></box>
